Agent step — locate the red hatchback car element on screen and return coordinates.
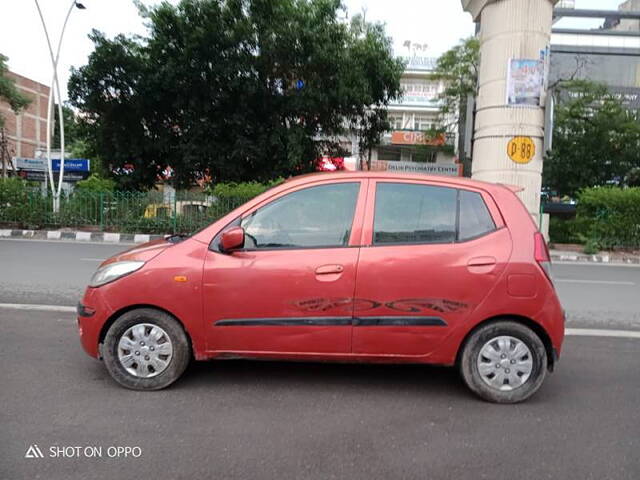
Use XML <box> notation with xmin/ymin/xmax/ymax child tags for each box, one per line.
<box><xmin>78</xmin><ymin>172</ymin><xmax>564</xmax><ymax>403</ymax></box>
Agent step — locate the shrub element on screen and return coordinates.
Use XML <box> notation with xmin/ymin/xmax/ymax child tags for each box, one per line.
<box><xmin>0</xmin><ymin>178</ymin><xmax>49</xmax><ymax>228</ymax></box>
<box><xmin>75</xmin><ymin>174</ymin><xmax>116</xmax><ymax>192</ymax></box>
<box><xmin>549</xmin><ymin>217</ymin><xmax>586</xmax><ymax>244</ymax></box>
<box><xmin>577</xmin><ymin>187</ymin><xmax>640</xmax><ymax>248</ymax></box>
<box><xmin>209</xmin><ymin>179</ymin><xmax>283</xmax><ymax>200</ymax></box>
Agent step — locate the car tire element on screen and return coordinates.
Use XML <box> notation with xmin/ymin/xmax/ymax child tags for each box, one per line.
<box><xmin>460</xmin><ymin>321</ymin><xmax>547</xmax><ymax>404</ymax></box>
<box><xmin>102</xmin><ymin>308</ymin><xmax>191</xmax><ymax>390</ymax></box>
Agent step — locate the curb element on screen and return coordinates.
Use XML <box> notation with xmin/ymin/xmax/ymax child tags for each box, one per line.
<box><xmin>550</xmin><ymin>252</ymin><xmax>640</xmax><ymax>265</ymax></box>
<box><xmin>0</xmin><ymin>229</ymin><xmax>165</xmax><ymax>244</ymax></box>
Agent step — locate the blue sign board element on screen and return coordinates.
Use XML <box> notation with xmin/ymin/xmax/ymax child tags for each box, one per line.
<box><xmin>52</xmin><ymin>158</ymin><xmax>90</xmax><ymax>172</ymax></box>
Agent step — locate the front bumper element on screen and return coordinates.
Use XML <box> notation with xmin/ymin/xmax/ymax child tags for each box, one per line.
<box><xmin>77</xmin><ymin>288</ymin><xmax>113</xmax><ymax>359</ymax></box>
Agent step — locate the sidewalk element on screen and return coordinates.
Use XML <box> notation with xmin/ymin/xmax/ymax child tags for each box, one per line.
<box><xmin>3</xmin><ymin>228</ymin><xmax>640</xmax><ymax>265</ymax></box>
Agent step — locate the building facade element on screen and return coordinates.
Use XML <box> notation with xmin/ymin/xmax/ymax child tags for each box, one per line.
<box><xmin>371</xmin><ymin>54</ymin><xmax>456</xmax><ymax>166</ymax></box>
<box><xmin>550</xmin><ymin>2</ymin><xmax>640</xmax><ymax>110</ymax></box>
<box><xmin>0</xmin><ymin>71</ymin><xmax>50</xmax><ymax>162</ymax></box>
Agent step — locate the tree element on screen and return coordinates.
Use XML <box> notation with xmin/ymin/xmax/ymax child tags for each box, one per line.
<box><xmin>543</xmin><ymin>80</ymin><xmax>640</xmax><ymax>197</ymax></box>
<box><xmin>68</xmin><ymin>0</ymin><xmax>403</xmax><ymax>190</ymax></box>
<box><xmin>0</xmin><ymin>53</ymin><xmax>31</xmax><ymax>129</ymax></box>
<box><xmin>431</xmin><ymin>37</ymin><xmax>479</xmax><ymax>169</ymax></box>
<box><xmin>52</xmin><ymin>104</ymin><xmax>81</xmax><ymax>152</ymax></box>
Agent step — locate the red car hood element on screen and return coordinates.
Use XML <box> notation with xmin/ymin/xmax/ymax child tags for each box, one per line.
<box><xmin>101</xmin><ymin>238</ymin><xmax>171</xmax><ymax>267</ymax></box>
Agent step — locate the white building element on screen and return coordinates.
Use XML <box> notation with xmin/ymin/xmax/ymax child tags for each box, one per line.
<box><xmin>370</xmin><ymin>54</ymin><xmax>457</xmax><ymax>167</ymax></box>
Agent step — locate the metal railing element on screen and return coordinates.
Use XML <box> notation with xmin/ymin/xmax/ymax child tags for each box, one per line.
<box><xmin>0</xmin><ymin>189</ymin><xmax>253</xmax><ymax>234</ymax></box>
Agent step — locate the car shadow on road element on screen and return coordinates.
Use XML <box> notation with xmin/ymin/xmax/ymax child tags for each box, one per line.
<box><xmin>177</xmin><ymin>358</ymin><xmax>471</xmax><ymax>398</ymax></box>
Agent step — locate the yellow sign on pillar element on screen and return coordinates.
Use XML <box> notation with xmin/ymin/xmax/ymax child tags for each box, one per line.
<box><xmin>507</xmin><ymin>136</ymin><xmax>536</xmax><ymax>164</ymax></box>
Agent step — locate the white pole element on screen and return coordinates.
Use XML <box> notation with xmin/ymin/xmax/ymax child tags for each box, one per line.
<box><xmin>34</xmin><ymin>0</ymin><xmax>79</xmax><ymax>213</ymax></box>
<box><xmin>34</xmin><ymin>0</ymin><xmax>57</xmax><ymax>203</ymax></box>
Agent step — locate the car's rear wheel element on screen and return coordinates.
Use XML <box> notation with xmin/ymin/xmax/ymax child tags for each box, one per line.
<box><xmin>460</xmin><ymin>321</ymin><xmax>547</xmax><ymax>403</ymax></box>
<box><xmin>102</xmin><ymin>308</ymin><xmax>190</xmax><ymax>390</ymax></box>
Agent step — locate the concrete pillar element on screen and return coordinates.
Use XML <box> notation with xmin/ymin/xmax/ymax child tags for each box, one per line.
<box><xmin>461</xmin><ymin>0</ymin><xmax>558</xmax><ymax>223</ymax></box>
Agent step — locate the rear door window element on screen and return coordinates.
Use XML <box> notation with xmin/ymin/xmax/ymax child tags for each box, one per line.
<box><xmin>373</xmin><ymin>183</ymin><xmax>457</xmax><ymax>244</ymax></box>
<box><xmin>372</xmin><ymin>183</ymin><xmax>497</xmax><ymax>245</ymax></box>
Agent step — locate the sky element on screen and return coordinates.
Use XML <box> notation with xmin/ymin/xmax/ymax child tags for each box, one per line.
<box><xmin>0</xmin><ymin>0</ymin><xmax>626</xmax><ymax>101</ymax></box>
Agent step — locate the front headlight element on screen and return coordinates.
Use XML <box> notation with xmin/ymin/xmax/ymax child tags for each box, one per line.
<box><xmin>89</xmin><ymin>261</ymin><xmax>145</xmax><ymax>287</ymax></box>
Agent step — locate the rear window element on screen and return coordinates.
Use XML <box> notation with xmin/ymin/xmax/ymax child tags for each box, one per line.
<box><xmin>373</xmin><ymin>183</ymin><xmax>496</xmax><ymax>245</ymax></box>
<box><xmin>458</xmin><ymin>190</ymin><xmax>496</xmax><ymax>241</ymax></box>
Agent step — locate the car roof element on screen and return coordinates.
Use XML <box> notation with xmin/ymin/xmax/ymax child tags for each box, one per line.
<box><xmin>284</xmin><ymin>171</ymin><xmax>517</xmax><ymax>193</ymax></box>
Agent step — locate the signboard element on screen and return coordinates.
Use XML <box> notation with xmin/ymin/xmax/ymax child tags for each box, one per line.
<box><xmin>17</xmin><ymin>170</ymin><xmax>89</xmax><ymax>183</ymax></box>
<box><xmin>371</xmin><ymin>160</ymin><xmax>461</xmax><ymax>176</ymax></box>
<box><xmin>395</xmin><ymin>78</ymin><xmax>440</xmax><ymax>107</ymax></box>
<box><xmin>391</xmin><ymin>131</ymin><xmax>446</xmax><ymax>146</ymax></box>
<box><xmin>13</xmin><ymin>157</ymin><xmax>90</xmax><ymax>172</ymax></box>
<box><xmin>507</xmin><ymin>136</ymin><xmax>536</xmax><ymax>164</ymax></box>
<box><xmin>506</xmin><ymin>59</ymin><xmax>544</xmax><ymax>106</ymax></box>
<box><xmin>398</xmin><ymin>55</ymin><xmax>437</xmax><ymax>71</ymax></box>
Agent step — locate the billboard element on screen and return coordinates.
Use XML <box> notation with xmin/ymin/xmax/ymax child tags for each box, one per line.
<box><xmin>13</xmin><ymin>157</ymin><xmax>90</xmax><ymax>172</ymax></box>
<box><xmin>506</xmin><ymin>59</ymin><xmax>544</xmax><ymax>106</ymax></box>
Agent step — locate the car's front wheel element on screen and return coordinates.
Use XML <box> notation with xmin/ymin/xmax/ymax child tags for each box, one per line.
<box><xmin>460</xmin><ymin>321</ymin><xmax>548</xmax><ymax>403</ymax></box>
<box><xmin>102</xmin><ymin>308</ymin><xmax>191</xmax><ymax>390</ymax></box>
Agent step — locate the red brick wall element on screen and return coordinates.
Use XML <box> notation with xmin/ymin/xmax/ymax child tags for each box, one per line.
<box><xmin>0</xmin><ymin>71</ymin><xmax>50</xmax><ymax>159</ymax></box>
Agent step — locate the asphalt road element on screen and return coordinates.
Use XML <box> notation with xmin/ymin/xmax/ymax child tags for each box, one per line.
<box><xmin>1</xmin><ymin>239</ymin><xmax>639</xmax><ymax>479</ymax></box>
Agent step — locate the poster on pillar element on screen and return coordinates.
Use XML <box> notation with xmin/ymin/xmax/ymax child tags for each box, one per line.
<box><xmin>506</xmin><ymin>59</ymin><xmax>544</xmax><ymax>107</ymax></box>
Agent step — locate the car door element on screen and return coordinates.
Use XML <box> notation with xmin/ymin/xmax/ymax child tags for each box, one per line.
<box><xmin>352</xmin><ymin>179</ymin><xmax>511</xmax><ymax>357</ymax></box>
<box><xmin>203</xmin><ymin>179</ymin><xmax>366</xmax><ymax>355</ymax></box>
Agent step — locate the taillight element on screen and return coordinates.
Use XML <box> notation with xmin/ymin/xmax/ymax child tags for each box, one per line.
<box><xmin>534</xmin><ymin>232</ymin><xmax>553</xmax><ymax>282</ymax></box>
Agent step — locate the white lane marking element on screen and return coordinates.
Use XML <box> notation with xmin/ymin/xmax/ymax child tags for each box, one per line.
<box><xmin>566</xmin><ymin>328</ymin><xmax>640</xmax><ymax>339</ymax></box>
<box><xmin>0</xmin><ymin>303</ymin><xmax>76</xmax><ymax>313</ymax></box>
<box><xmin>555</xmin><ymin>278</ymin><xmax>635</xmax><ymax>286</ymax></box>
<box><xmin>80</xmin><ymin>258</ymin><xmax>105</xmax><ymax>262</ymax></box>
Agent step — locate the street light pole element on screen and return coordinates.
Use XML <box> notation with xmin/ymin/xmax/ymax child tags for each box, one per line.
<box><xmin>34</xmin><ymin>0</ymin><xmax>85</xmax><ymax>213</ymax></box>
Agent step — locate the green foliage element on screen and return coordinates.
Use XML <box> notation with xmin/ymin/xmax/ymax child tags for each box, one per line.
<box><xmin>544</xmin><ymin>80</ymin><xmax>640</xmax><ymax>197</ymax></box>
<box><xmin>431</xmin><ymin>37</ymin><xmax>479</xmax><ymax>141</ymax></box>
<box><xmin>0</xmin><ymin>54</ymin><xmax>31</xmax><ymax>128</ymax></box>
<box><xmin>625</xmin><ymin>167</ymin><xmax>640</xmax><ymax>187</ymax></box>
<box><xmin>75</xmin><ymin>174</ymin><xmax>116</xmax><ymax>192</ymax></box>
<box><xmin>0</xmin><ymin>179</ymin><xmax>46</xmax><ymax>228</ymax></box>
<box><xmin>548</xmin><ymin>216</ymin><xmax>585</xmax><ymax>244</ymax></box>
<box><xmin>583</xmin><ymin>238</ymin><xmax>600</xmax><ymax>255</ymax></box>
<box><xmin>51</xmin><ymin>104</ymin><xmax>79</xmax><ymax>149</ymax></box>
<box><xmin>576</xmin><ymin>187</ymin><xmax>640</xmax><ymax>248</ymax></box>
<box><xmin>210</xmin><ymin>179</ymin><xmax>283</xmax><ymax>199</ymax></box>
<box><xmin>68</xmin><ymin>0</ymin><xmax>404</xmax><ymax>190</ymax></box>
<box><xmin>0</xmin><ymin>182</ymin><xmax>265</xmax><ymax>234</ymax></box>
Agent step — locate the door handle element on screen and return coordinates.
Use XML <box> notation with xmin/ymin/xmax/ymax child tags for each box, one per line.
<box><xmin>315</xmin><ymin>264</ymin><xmax>344</xmax><ymax>275</ymax></box>
<box><xmin>467</xmin><ymin>257</ymin><xmax>497</xmax><ymax>267</ymax></box>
